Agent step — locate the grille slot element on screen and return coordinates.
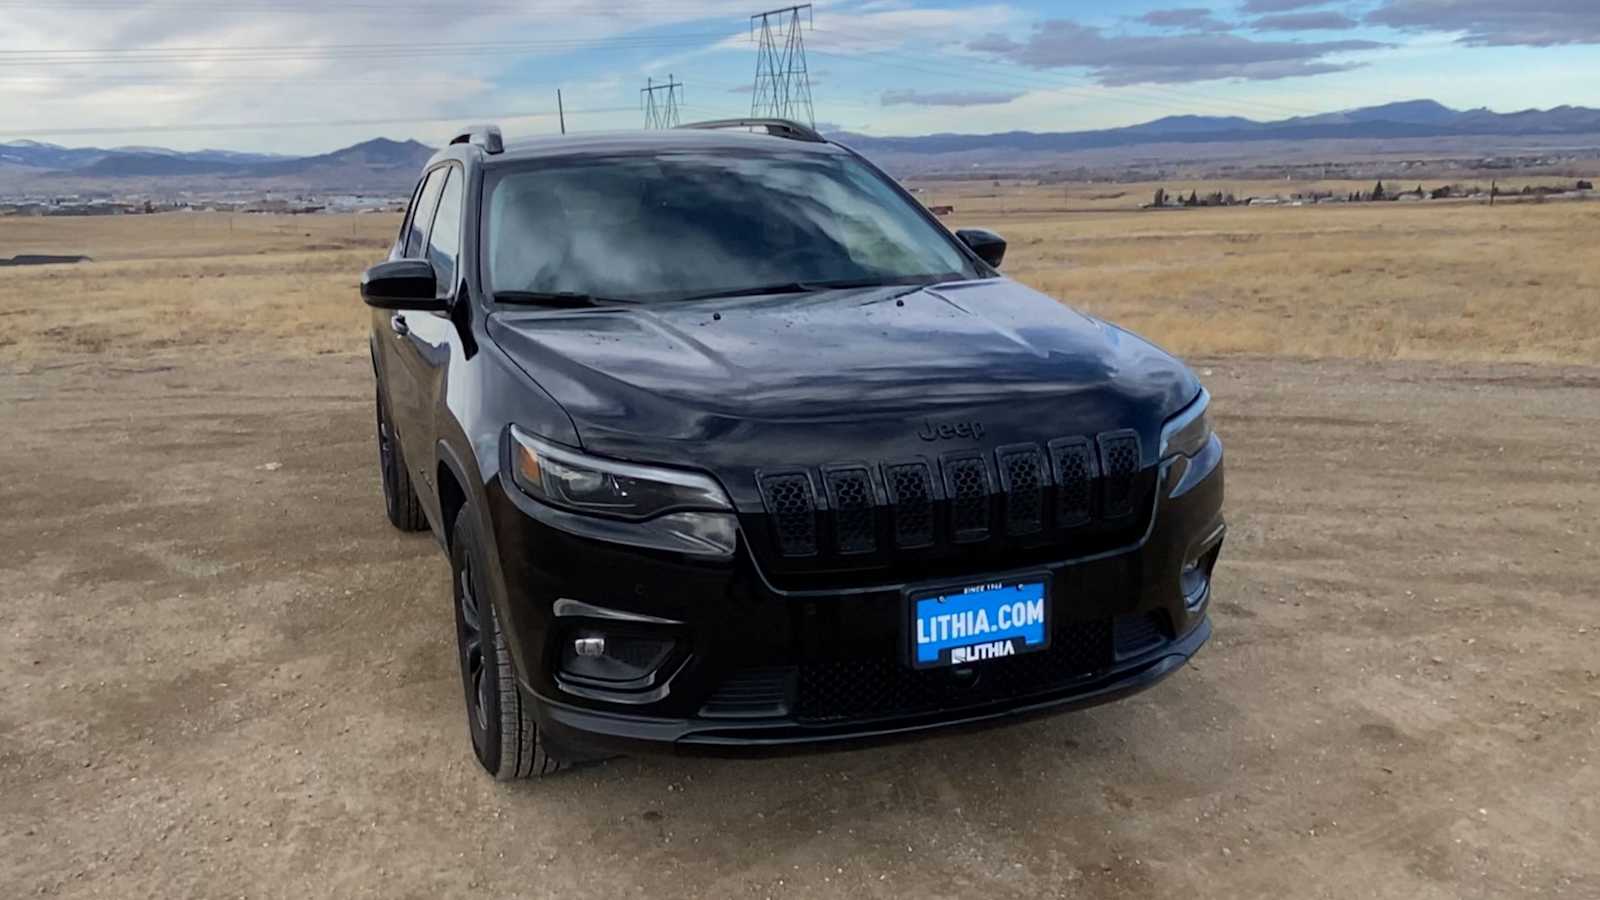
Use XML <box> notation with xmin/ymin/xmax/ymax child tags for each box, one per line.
<box><xmin>794</xmin><ymin>618</ymin><xmax>1114</xmax><ymax>723</ymax></box>
<box><xmin>823</xmin><ymin>467</ymin><xmax>877</xmax><ymax>555</ymax></box>
<box><xmin>1098</xmin><ymin>431</ymin><xmax>1141</xmax><ymax>518</ymax></box>
<box><xmin>996</xmin><ymin>445</ymin><xmax>1047</xmax><ymax>536</ymax></box>
<box><xmin>1048</xmin><ymin>437</ymin><xmax>1096</xmax><ymax>528</ymax></box>
<box><xmin>942</xmin><ymin>455</ymin><xmax>991</xmax><ymax>542</ymax></box>
<box><xmin>884</xmin><ymin>462</ymin><xmax>936</xmax><ymax>549</ymax></box>
<box><xmin>759</xmin><ymin>472</ymin><xmax>818</xmax><ymax>557</ymax></box>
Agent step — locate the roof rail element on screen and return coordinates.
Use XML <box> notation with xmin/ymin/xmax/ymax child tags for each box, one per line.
<box><xmin>449</xmin><ymin>124</ymin><xmax>504</xmax><ymax>155</ymax></box>
<box><xmin>677</xmin><ymin>118</ymin><xmax>826</xmax><ymax>143</ymax></box>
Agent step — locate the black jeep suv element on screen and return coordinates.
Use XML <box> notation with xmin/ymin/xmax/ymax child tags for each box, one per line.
<box><xmin>364</xmin><ymin>119</ymin><xmax>1224</xmax><ymax>779</ymax></box>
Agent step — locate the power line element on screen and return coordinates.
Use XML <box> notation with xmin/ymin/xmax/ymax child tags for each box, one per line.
<box><xmin>749</xmin><ymin>4</ymin><xmax>814</xmax><ymax>126</ymax></box>
<box><xmin>0</xmin><ymin>32</ymin><xmax>732</xmax><ymax>56</ymax></box>
<box><xmin>0</xmin><ymin>14</ymin><xmax>1363</xmax><ymax>145</ymax></box>
<box><xmin>641</xmin><ymin>75</ymin><xmax>684</xmax><ymax>128</ymax></box>
<box><xmin>2</xmin><ymin>14</ymin><xmax>1334</xmax><ymax>123</ymax></box>
<box><xmin>0</xmin><ymin>106</ymin><xmax>638</xmax><ymax>139</ymax></box>
<box><xmin>0</xmin><ymin>75</ymin><xmax>455</xmax><ymax>84</ymax></box>
<box><xmin>0</xmin><ymin>0</ymin><xmax>744</xmax><ymax>12</ymax></box>
<box><xmin>0</xmin><ymin>34</ymin><xmax>732</xmax><ymax>67</ymax></box>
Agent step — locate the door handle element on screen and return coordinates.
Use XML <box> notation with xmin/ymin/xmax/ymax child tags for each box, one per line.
<box><xmin>390</xmin><ymin>314</ymin><xmax>409</xmax><ymax>336</ymax></box>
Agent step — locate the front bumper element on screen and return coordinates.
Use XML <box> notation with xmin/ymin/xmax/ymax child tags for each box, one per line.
<box><xmin>482</xmin><ymin>437</ymin><xmax>1225</xmax><ymax>757</ymax></box>
<box><xmin>536</xmin><ymin>615</ymin><xmax>1209</xmax><ymax>756</ymax></box>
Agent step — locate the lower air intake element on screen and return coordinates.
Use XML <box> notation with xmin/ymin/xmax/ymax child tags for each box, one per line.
<box><xmin>699</xmin><ymin>667</ymin><xmax>793</xmax><ymax>719</ymax></box>
<box><xmin>1112</xmin><ymin>610</ymin><xmax>1170</xmax><ymax>658</ymax></box>
<box><xmin>793</xmin><ymin>618</ymin><xmax>1114</xmax><ymax>723</ymax></box>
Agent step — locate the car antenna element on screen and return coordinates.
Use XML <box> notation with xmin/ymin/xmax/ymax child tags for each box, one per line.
<box><xmin>557</xmin><ymin>89</ymin><xmax>566</xmax><ymax>135</ymax></box>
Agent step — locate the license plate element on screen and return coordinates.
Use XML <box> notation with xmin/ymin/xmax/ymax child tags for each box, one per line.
<box><xmin>908</xmin><ymin>576</ymin><xmax>1050</xmax><ymax>670</ymax></box>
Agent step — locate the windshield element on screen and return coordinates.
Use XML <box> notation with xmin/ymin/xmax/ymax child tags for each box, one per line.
<box><xmin>483</xmin><ymin>150</ymin><xmax>981</xmax><ymax>303</ymax></box>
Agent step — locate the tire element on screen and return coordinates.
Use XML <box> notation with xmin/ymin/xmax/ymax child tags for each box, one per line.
<box><xmin>450</xmin><ymin>509</ymin><xmax>567</xmax><ymax>781</ymax></box>
<box><xmin>375</xmin><ymin>386</ymin><xmax>427</xmax><ymax>532</ymax></box>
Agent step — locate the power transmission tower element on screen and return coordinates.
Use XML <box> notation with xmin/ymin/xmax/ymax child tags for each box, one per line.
<box><xmin>641</xmin><ymin>75</ymin><xmax>683</xmax><ymax>129</ymax></box>
<box><xmin>749</xmin><ymin>4</ymin><xmax>814</xmax><ymax>126</ymax></box>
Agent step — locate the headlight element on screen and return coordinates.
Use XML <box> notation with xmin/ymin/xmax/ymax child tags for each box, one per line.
<box><xmin>508</xmin><ymin>425</ymin><xmax>732</xmax><ymax>520</ymax></box>
<box><xmin>1160</xmin><ymin>389</ymin><xmax>1213</xmax><ymax>459</ymax></box>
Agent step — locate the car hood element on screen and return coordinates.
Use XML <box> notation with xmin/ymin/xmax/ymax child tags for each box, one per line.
<box><xmin>486</xmin><ymin>278</ymin><xmax>1199</xmax><ymax>470</ymax></box>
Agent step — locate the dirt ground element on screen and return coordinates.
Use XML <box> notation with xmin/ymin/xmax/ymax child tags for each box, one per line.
<box><xmin>1</xmin><ymin>206</ymin><xmax>1598</xmax><ymax>898</ymax></box>
<box><xmin>3</xmin><ymin>352</ymin><xmax>1596</xmax><ymax>899</ymax></box>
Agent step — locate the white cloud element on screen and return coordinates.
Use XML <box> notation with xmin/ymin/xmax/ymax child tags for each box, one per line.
<box><xmin>1368</xmin><ymin>0</ymin><xmax>1600</xmax><ymax>46</ymax></box>
<box><xmin>0</xmin><ymin>1</ymin><xmax>757</xmax><ymax>152</ymax></box>
<box><xmin>969</xmin><ymin>21</ymin><xmax>1387</xmax><ymax>85</ymax></box>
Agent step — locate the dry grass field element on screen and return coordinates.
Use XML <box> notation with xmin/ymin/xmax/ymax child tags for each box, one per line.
<box><xmin>2</xmin><ymin>196</ymin><xmax>1598</xmax><ymax>899</ymax></box>
<box><xmin>4</xmin><ymin>189</ymin><xmax>1597</xmax><ymax>367</ymax></box>
<box><xmin>0</xmin><ymin>213</ymin><xmax>390</xmax><ymax>363</ymax></box>
<box><xmin>932</xmin><ymin>182</ymin><xmax>1600</xmax><ymax>363</ymax></box>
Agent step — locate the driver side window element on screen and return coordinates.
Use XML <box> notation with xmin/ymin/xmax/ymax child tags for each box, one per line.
<box><xmin>402</xmin><ymin>168</ymin><xmax>447</xmax><ymax>259</ymax></box>
<box><xmin>426</xmin><ymin>167</ymin><xmax>463</xmax><ymax>293</ymax></box>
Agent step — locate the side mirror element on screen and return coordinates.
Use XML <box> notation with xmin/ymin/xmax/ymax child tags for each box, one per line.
<box><xmin>361</xmin><ymin>259</ymin><xmax>445</xmax><ymax>310</ymax></box>
<box><xmin>956</xmin><ymin>228</ymin><xmax>1007</xmax><ymax>268</ymax></box>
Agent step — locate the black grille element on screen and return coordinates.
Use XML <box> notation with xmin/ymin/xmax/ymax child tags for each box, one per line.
<box><xmin>760</xmin><ymin>472</ymin><xmax>818</xmax><ymax>557</ymax></box>
<box><xmin>793</xmin><ymin>618</ymin><xmax>1114</xmax><ymax>723</ymax></box>
<box><xmin>824</xmin><ymin>467</ymin><xmax>877</xmax><ymax>555</ymax></box>
<box><xmin>884</xmin><ymin>462</ymin><xmax>935</xmax><ymax>549</ymax></box>
<box><xmin>942</xmin><ymin>455</ymin><xmax>991</xmax><ymax>542</ymax></box>
<box><xmin>752</xmin><ymin>430</ymin><xmax>1152</xmax><ymax>570</ymax></box>
<box><xmin>1098</xmin><ymin>432</ymin><xmax>1141</xmax><ymax>519</ymax></box>
<box><xmin>1049</xmin><ymin>437</ymin><xmax>1096</xmax><ymax>527</ymax></box>
<box><xmin>996</xmin><ymin>446</ymin><xmax>1047</xmax><ymax>536</ymax></box>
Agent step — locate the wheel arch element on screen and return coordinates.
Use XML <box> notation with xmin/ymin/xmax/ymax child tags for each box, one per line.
<box><xmin>437</xmin><ymin>459</ymin><xmax>468</xmax><ymax>549</ymax></box>
<box><xmin>435</xmin><ymin>440</ymin><xmax>477</xmax><ymax>550</ymax></box>
<box><xmin>435</xmin><ymin>433</ymin><xmax>542</xmax><ymax>704</ymax></box>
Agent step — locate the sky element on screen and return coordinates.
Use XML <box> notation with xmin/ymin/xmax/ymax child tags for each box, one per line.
<box><xmin>1</xmin><ymin>0</ymin><xmax>1597</xmax><ymax>154</ymax></box>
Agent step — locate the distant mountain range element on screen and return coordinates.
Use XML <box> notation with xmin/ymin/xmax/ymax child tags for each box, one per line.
<box><xmin>827</xmin><ymin>100</ymin><xmax>1600</xmax><ymax>157</ymax></box>
<box><xmin>0</xmin><ymin>140</ymin><xmax>288</xmax><ymax>171</ymax></box>
<box><xmin>0</xmin><ymin>137</ymin><xmax>436</xmax><ymax>194</ymax></box>
<box><xmin>2</xmin><ymin>100</ymin><xmax>1598</xmax><ymax>195</ymax></box>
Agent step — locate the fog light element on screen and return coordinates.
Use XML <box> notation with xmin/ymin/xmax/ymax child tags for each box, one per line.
<box><xmin>1181</xmin><ymin>559</ymin><xmax>1208</xmax><ymax>606</ymax></box>
<box><xmin>558</xmin><ymin>631</ymin><xmax>677</xmax><ymax>687</ymax></box>
<box><xmin>1182</xmin><ymin>542</ymin><xmax>1223</xmax><ymax>609</ymax></box>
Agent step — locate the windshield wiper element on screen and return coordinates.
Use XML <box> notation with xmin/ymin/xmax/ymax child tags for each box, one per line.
<box><xmin>675</xmin><ymin>282</ymin><xmax>818</xmax><ymax>302</ymax></box>
<box><xmin>677</xmin><ymin>276</ymin><xmax>944</xmax><ymax>303</ymax></box>
<box><xmin>493</xmin><ymin>290</ymin><xmax>631</xmax><ymax>308</ymax></box>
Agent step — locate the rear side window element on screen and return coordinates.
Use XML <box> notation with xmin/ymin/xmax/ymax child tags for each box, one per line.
<box><xmin>403</xmin><ymin>168</ymin><xmax>447</xmax><ymax>258</ymax></box>
<box><xmin>426</xmin><ymin>167</ymin><xmax>463</xmax><ymax>291</ymax></box>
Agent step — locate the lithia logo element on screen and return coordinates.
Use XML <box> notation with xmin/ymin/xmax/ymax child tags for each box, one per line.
<box><xmin>950</xmin><ymin>641</ymin><xmax>1017</xmax><ymax>664</ymax></box>
<box><xmin>917</xmin><ymin>418</ymin><xmax>985</xmax><ymax>441</ymax></box>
